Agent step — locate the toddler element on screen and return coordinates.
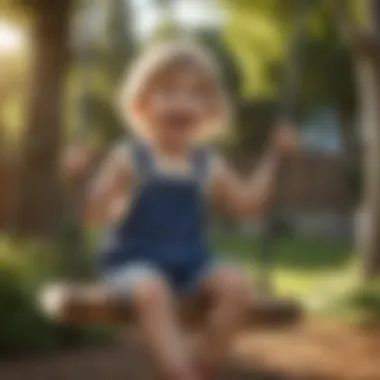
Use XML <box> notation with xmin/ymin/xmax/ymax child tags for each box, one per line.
<box><xmin>67</xmin><ymin>39</ymin><xmax>297</xmax><ymax>380</ymax></box>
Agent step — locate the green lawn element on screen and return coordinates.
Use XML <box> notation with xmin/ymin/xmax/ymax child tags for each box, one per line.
<box><xmin>214</xmin><ymin>234</ymin><xmax>380</xmax><ymax>321</ymax></box>
<box><xmin>1</xmin><ymin>233</ymin><xmax>378</xmax><ymax>324</ymax></box>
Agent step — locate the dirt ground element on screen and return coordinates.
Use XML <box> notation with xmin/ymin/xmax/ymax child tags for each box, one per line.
<box><xmin>1</xmin><ymin>319</ymin><xmax>380</xmax><ymax>380</ymax></box>
<box><xmin>235</xmin><ymin>319</ymin><xmax>380</xmax><ymax>380</ymax></box>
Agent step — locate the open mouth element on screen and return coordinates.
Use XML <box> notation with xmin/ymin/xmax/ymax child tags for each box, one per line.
<box><xmin>165</xmin><ymin>112</ymin><xmax>196</xmax><ymax>131</ymax></box>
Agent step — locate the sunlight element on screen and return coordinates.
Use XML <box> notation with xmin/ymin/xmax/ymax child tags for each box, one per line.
<box><xmin>0</xmin><ymin>21</ymin><xmax>25</xmax><ymax>55</ymax></box>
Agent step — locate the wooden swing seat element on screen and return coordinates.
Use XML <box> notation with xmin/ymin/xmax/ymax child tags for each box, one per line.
<box><xmin>40</xmin><ymin>283</ymin><xmax>303</xmax><ymax>328</ymax></box>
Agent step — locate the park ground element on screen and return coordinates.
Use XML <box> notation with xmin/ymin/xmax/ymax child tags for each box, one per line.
<box><xmin>2</xmin><ymin>234</ymin><xmax>380</xmax><ymax>379</ymax></box>
<box><xmin>223</xmin><ymin>234</ymin><xmax>380</xmax><ymax>379</ymax></box>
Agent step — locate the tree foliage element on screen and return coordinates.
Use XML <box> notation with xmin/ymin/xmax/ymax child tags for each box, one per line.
<box><xmin>222</xmin><ymin>0</ymin><xmax>355</xmax><ymax>116</ymax></box>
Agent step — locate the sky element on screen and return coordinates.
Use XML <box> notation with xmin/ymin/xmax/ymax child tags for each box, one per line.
<box><xmin>131</xmin><ymin>0</ymin><xmax>225</xmax><ymax>39</ymax></box>
<box><xmin>0</xmin><ymin>21</ymin><xmax>26</xmax><ymax>55</ymax></box>
<box><xmin>0</xmin><ymin>0</ymin><xmax>224</xmax><ymax>54</ymax></box>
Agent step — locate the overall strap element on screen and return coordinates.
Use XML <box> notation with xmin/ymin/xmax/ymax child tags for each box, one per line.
<box><xmin>192</xmin><ymin>146</ymin><xmax>213</xmax><ymax>187</ymax></box>
<box><xmin>129</xmin><ymin>139</ymin><xmax>155</xmax><ymax>181</ymax></box>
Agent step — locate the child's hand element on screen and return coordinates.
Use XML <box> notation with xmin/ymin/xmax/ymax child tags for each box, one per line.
<box><xmin>62</xmin><ymin>144</ymin><xmax>93</xmax><ymax>182</ymax></box>
<box><xmin>271</xmin><ymin>125</ymin><xmax>299</xmax><ymax>157</ymax></box>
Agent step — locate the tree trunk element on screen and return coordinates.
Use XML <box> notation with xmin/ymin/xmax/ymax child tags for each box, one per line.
<box><xmin>106</xmin><ymin>0</ymin><xmax>135</xmax><ymax>84</ymax></box>
<box><xmin>354</xmin><ymin>1</ymin><xmax>380</xmax><ymax>279</ymax></box>
<box><xmin>355</xmin><ymin>55</ymin><xmax>380</xmax><ymax>279</ymax></box>
<box><xmin>101</xmin><ymin>0</ymin><xmax>135</xmax><ymax>141</ymax></box>
<box><xmin>12</xmin><ymin>0</ymin><xmax>72</xmax><ymax>239</ymax></box>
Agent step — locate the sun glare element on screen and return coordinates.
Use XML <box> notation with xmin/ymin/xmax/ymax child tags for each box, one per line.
<box><xmin>0</xmin><ymin>21</ymin><xmax>25</xmax><ymax>55</ymax></box>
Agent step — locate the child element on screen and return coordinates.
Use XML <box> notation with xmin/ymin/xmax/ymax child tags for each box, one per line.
<box><xmin>67</xmin><ymin>39</ymin><xmax>297</xmax><ymax>380</ymax></box>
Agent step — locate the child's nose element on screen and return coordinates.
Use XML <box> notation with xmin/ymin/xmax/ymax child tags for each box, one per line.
<box><xmin>176</xmin><ymin>94</ymin><xmax>199</xmax><ymax>109</ymax></box>
<box><xmin>171</xmin><ymin>95</ymin><xmax>193</xmax><ymax>110</ymax></box>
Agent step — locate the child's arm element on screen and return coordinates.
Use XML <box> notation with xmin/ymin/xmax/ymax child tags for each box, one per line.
<box><xmin>84</xmin><ymin>145</ymin><xmax>133</xmax><ymax>228</ymax></box>
<box><xmin>210</xmin><ymin>127</ymin><xmax>298</xmax><ymax>218</ymax></box>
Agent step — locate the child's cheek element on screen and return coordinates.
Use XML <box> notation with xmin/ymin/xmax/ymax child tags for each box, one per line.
<box><xmin>133</xmin><ymin>99</ymin><xmax>147</xmax><ymax>120</ymax></box>
<box><xmin>134</xmin><ymin>98</ymin><xmax>161</xmax><ymax>123</ymax></box>
<box><xmin>147</xmin><ymin>96</ymin><xmax>169</xmax><ymax>119</ymax></box>
<box><xmin>202</xmin><ymin>104</ymin><xmax>219</xmax><ymax>124</ymax></box>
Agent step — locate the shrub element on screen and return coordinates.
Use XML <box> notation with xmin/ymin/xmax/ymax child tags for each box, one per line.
<box><xmin>0</xmin><ymin>237</ymin><xmax>114</xmax><ymax>356</ymax></box>
<box><xmin>0</xmin><ymin>239</ymin><xmax>59</xmax><ymax>354</ymax></box>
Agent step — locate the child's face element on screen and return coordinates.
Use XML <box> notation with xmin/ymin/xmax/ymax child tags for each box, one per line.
<box><xmin>136</xmin><ymin>60</ymin><xmax>220</xmax><ymax>147</ymax></box>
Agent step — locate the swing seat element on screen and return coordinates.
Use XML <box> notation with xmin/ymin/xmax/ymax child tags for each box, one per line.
<box><xmin>40</xmin><ymin>283</ymin><xmax>303</xmax><ymax>328</ymax></box>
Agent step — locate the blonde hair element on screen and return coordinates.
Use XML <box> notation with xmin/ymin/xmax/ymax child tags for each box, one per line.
<box><xmin>116</xmin><ymin>38</ymin><xmax>231</xmax><ymax>141</ymax></box>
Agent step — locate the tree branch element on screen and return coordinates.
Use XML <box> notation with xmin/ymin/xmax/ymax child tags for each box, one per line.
<box><xmin>330</xmin><ymin>0</ymin><xmax>380</xmax><ymax>61</ymax></box>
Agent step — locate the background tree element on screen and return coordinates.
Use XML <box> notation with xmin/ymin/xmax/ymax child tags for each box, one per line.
<box><xmin>75</xmin><ymin>0</ymin><xmax>136</xmax><ymax>147</ymax></box>
<box><xmin>221</xmin><ymin>0</ymin><xmax>355</xmax><ymax>152</ymax></box>
<box><xmin>100</xmin><ymin>0</ymin><xmax>136</xmax><ymax>141</ymax></box>
<box><xmin>12</xmin><ymin>0</ymin><xmax>73</xmax><ymax>239</ymax></box>
<box><xmin>332</xmin><ymin>0</ymin><xmax>380</xmax><ymax>279</ymax></box>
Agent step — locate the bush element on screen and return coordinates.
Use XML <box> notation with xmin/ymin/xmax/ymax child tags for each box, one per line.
<box><xmin>0</xmin><ymin>237</ymin><xmax>114</xmax><ymax>356</ymax></box>
<box><xmin>0</xmin><ymin>239</ymin><xmax>59</xmax><ymax>354</ymax></box>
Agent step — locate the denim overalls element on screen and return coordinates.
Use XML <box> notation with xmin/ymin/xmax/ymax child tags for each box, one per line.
<box><xmin>99</xmin><ymin>141</ymin><xmax>212</xmax><ymax>293</ymax></box>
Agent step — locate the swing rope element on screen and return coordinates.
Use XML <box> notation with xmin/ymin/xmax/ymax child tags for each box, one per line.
<box><xmin>258</xmin><ymin>0</ymin><xmax>316</xmax><ymax>294</ymax></box>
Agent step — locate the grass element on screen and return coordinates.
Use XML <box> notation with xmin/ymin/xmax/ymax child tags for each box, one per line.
<box><xmin>214</xmin><ymin>233</ymin><xmax>354</xmax><ymax>295</ymax></box>
<box><xmin>215</xmin><ymin>234</ymin><xmax>353</xmax><ymax>270</ymax></box>
<box><xmin>213</xmin><ymin>233</ymin><xmax>380</xmax><ymax>322</ymax></box>
<box><xmin>2</xmin><ymin>232</ymin><xmax>379</xmax><ymax>325</ymax></box>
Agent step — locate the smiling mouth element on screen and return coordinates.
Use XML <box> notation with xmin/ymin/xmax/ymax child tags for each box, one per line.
<box><xmin>166</xmin><ymin>113</ymin><xmax>196</xmax><ymax>130</ymax></box>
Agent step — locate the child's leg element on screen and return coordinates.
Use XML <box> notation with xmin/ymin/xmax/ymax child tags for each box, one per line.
<box><xmin>196</xmin><ymin>265</ymin><xmax>253</xmax><ymax>375</ymax></box>
<box><xmin>104</xmin><ymin>264</ymin><xmax>198</xmax><ymax>380</ymax></box>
